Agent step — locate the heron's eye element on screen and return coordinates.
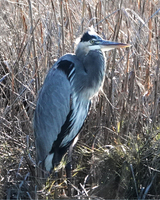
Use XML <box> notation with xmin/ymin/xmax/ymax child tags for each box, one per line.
<box><xmin>90</xmin><ymin>39</ymin><xmax>95</xmax><ymax>44</ymax></box>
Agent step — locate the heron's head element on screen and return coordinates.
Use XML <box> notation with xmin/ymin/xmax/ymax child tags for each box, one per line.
<box><xmin>75</xmin><ymin>28</ymin><xmax>130</xmax><ymax>56</ymax></box>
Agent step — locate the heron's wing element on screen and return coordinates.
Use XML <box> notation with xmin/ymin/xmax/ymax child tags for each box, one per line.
<box><xmin>34</xmin><ymin>63</ymin><xmax>72</xmax><ymax>163</ymax></box>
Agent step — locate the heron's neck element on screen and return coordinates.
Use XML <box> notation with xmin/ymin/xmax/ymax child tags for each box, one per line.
<box><xmin>76</xmin><ymin>50</ymin><xmax>106</xmax><ymax>99</ymax></box>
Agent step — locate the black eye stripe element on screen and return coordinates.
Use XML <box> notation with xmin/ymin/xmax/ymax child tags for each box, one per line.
<box><xmin>80</xmin><ymin>31</ymin><xmax>102</xmax><ymax>42</ymax></box>
<box><xmin>80</xmin><ymin>32</ymin><xmax>97</xmax><ymax>42</ymax></box>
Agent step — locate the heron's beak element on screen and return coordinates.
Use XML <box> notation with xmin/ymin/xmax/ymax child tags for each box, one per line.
<box><xmin>99</xmin><ymin>40</ymin><xmax>131</xmax><ymax>51</ymax></box>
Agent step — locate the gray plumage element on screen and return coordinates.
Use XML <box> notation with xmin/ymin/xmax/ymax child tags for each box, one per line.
<box><xmin>34</xmin><ymin>28</ymin><xmax>129</xmax><ymax>174</ymax></box>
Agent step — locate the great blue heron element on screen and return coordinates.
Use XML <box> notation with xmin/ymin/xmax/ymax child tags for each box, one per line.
<box><xmin>34</xmin><ymin>28</ymin><xmax>130</xmax><ymax>179</ymax></box>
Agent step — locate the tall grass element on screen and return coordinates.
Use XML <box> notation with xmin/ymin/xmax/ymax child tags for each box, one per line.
<box><xmin>0</xmin><ymin>0</ymin><xmax>160</xmax><ymax>199</ymax></box>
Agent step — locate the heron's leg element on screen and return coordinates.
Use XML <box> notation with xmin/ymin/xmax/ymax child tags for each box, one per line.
<box><xmin>66</xmin><ymin>135</ymin><xmax>80</xmax><ymax>196</ymax></box>
<box><xmin>65</xmin><ymin>161</ymin><xmax>72</xmax><ymax>196</ymax></box>
<box><xmin>65</xmin><ymin>161</ymin><xmax>72</xmax><ymax>179</ymax></box>
<box><xmin>65</xmin><ymin>140</ymin><xmax>75</xmax><ymax>196</ymax></box>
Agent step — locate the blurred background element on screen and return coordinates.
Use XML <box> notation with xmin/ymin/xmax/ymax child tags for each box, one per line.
<box><xmin>0</xmin><ymin>0</ymin><xmax>160</xmax><ymax>199</ymax></box>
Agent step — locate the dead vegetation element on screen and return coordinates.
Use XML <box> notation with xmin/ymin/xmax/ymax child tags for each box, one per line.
<box><xmin>0</xmin><ymin>0</ymin><xmax>160</xmax><ymax>199</ymax></box>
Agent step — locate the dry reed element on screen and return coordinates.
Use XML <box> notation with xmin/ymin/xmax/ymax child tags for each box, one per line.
<box><xmin>0</xmin><ymin>0</ymin><xmax>160</xmax><ymax>199</ymax></box>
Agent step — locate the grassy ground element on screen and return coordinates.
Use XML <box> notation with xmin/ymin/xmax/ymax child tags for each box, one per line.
<box><xmin>0</xmin><ymin>0</ymin><xmax>160</xmax><ymax>199</ymax></box>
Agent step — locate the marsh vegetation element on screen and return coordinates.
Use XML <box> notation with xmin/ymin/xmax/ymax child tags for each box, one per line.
<box><xmin>0</xmin><ymin>0</ymin><xmax>160</xmax><ymax>199</ymax></box>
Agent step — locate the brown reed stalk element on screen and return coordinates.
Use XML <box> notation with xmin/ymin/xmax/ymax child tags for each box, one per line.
<box><xmin>60</xmin><ymin>0</ymin><xmax>64</xmax><ymax>55</ymax></box>
<box><xmin>87</xmin><ymin>3</ymin><xmax>93</xmax><ymax>27</ymax></box>
<box><xmin>82</xmin><ymin>0</ymin><xmax>85</xmax><ymax>33</ymax></box>
<box><xmin>28</xmin><ymin>0</ymin><xmax>39</xmax><ymax>93</ymax></box>
<box><xmin>144</xmin><ymin>1</ymin><xmax>153</xmax><ymax>95</ymax></box>
<box><xmin>51</xmin><ymin>0</ymin><xmax>58</xmax><ymax>35</ymax></box>
<box><xmin>65</xmin><ymin>0</ymin><xmax>74</xmax><ymax>51</ymax></box>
